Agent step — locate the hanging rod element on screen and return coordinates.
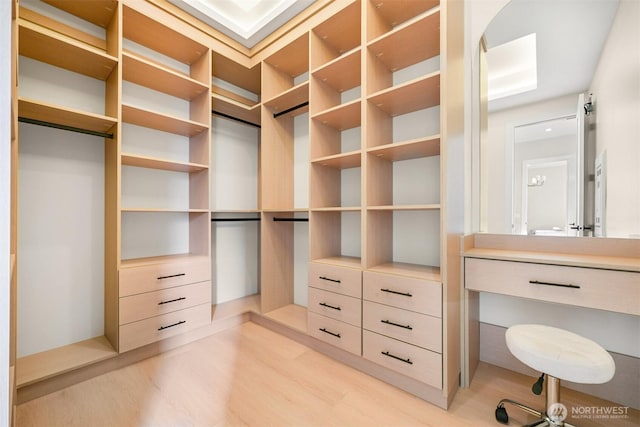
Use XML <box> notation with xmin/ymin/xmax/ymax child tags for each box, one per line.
<box><xmin>212</xmin><ymin>217</ymin><xmax>261</xmax><ymax>222</ymax></box>
<box><xmin>18</xmin><ymin>116</ymin><xmax>114</xmax><ymax>139</ymax></box>
<box><xmin>273</xmin><ymin>102</ymin><xmax>309</xmax><ymax>119</ymax></box>
<box><xmin>212</xmin><ymin>110</ymin><xmax>261</xmax><ymax>128</ymax></box>
<box><xmin>273</xmin><ymin>217</ymin><xmax>309</xmax><ymax>222</ymax></box>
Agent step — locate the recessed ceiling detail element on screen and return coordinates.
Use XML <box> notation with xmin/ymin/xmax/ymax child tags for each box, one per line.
<box><xmin>486</xmin><ymin>33</ymin><xmax>538</xmax><ymax>101</ymax></box>
<box><xmin>169</xmin><ymin>0</ymin><xmax>316</xmax><ymax>48</ymax></box>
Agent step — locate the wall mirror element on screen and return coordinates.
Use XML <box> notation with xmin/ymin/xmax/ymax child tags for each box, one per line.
<box><xmin>478</xmin><ymin>0</ymin><xmax>639</xmax><ymax>238</ymax></box>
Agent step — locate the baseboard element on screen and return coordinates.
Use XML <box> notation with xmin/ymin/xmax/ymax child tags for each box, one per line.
<box><xmin>479</xmin><ymin>322</ymin><xmax>640</xmax><ymax>409</ymax></box>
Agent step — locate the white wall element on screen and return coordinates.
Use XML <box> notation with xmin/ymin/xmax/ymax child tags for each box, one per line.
<box><xmin>589</xmin><ymin>0</ymin><xmax>640</xmax><ymax>238</ymax></box>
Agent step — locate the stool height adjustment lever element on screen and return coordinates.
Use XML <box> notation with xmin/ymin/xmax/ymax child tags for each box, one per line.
<box><xmin>532</xmin><ymin>373</ymin><xmax>545</xmax><ymax>395</ymax></box>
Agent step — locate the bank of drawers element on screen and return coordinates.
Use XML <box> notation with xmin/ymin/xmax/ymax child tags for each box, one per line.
<box><xmin>465</xmin><ymin>258</ymin><xmax>640</xmax><ymax>316</ymax></box>
<box><xmin>307</xmin><ymin>262</ymin><xmax>362</xmax><ymax>355</ymax></box>
<box><xmin>362</xmin><ymin>271</ymin><xmax>443</xmax><ymax>389</ymax></box>
<box><xmin>119</xmin><ymin>258</ymin><xmax>211</xmax><ymax>352</ymax></box>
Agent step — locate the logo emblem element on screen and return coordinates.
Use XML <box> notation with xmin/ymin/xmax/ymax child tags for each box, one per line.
<box><xmin>548</xmin><ymin>403</ymin><xmax>568</xmax><ymax>423</ymax></box>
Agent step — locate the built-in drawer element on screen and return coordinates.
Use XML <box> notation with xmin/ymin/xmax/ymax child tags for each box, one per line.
<box><xmin>363</xmin><ymin>330</ymin><xmax>442</xmax><ymax>389</ymax></box>
<box><xmin>119</xmin><ymin>258</ymin><xmax>210</xmax><ymax>297</ymax></box>
<box><xmin>307</xmin><ymin>311</ymin><xmax>361</xmax><ymax>356</ymax></box>
<box><xmin>119</xmin><ymin>303</ymin><xmax>211</xmax><ymax>353</ymax></box>
<box><xmin>308</xmin><ymin>262</ymin><xmax>361</xmax><ymax>298</ymax></box>
<box><xmin>308</xmin><ymin>287</ymin><xmax>361</xmax><ymax>327</ymax></box>
<box><xmin>363</xmin><ymin>271</ymin><xmax>441</xmax><ymax>317</ymax></box>
<box><xmin>363</xmin><ymin>301</ymin><xmax>441</xmax><ymax>352</ymax></box>
<box><xmin>465</xmin><ymin>258</ymin><xmax>640</xmax><ymax>316</ymax></box>
<box><xmin>119</xmin><ymin>281</ymin><xmax>211</xmax><ymax>325</ymax></box>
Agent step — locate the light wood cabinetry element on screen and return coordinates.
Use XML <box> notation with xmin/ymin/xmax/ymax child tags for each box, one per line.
<box><xmin>260</xmin><ymin>33</ymin><xmax>310</xmax><ymax>326</ymax></box>
<box><xmin>14</xmin><ymin>0</ymin><xmax>120</xmax><ymax>390</ymax></box>
<box><xmin>9</xmin><ymin>0</ymin><xmax>463</xmax><ymax>411</ymax></box>
<box><xmin>119</xmin><ymin>4</ymin><xmax>212</xmax><ymax>350</ymax></box>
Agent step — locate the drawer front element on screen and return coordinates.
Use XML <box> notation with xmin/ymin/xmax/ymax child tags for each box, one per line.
<box><xmin>119</xmin><ymin>259</ymin><xmax>210</xmax><ymax>297</ymax></box>
<box><xmin>465</xmin><ymin>258</ymin><xmax>640</xmax><ymax>315</ymax></box>
<box><xmin>363</xmin><ymin>301</ymin><xmax>442</xmax><ymax>352</ymax></box>
<box><xmin>308</xmin><ymin>311</ymin><xmax>361</xmax><ymax>355</ymax></box>
<box><xmin>363</xmin><ymin>330</ymin><xmax>442</xmax><ymax>389</ymax></box>
<box><xmin>308</xmin><ymin>262</ymin><xmax>361</xmax><ymax>298</ymax></box>
<box><xmin>119</xmin><ymin>303</ymin><xmax>211</xmax><ymax>353</ymax></box>
<box><xmin>308</xmin><ymin>287</ymin><xmax>362</xmax><ymax>327</ymax></box>
<box><xmin>119</xmin><ymin>281</ymin><xmax>211</xmax><ymax>325</ymax></box>
<box><xmin>363</xmin><ymin>271</ymin><xmax>442</xmax><ymax>317</ymax></box>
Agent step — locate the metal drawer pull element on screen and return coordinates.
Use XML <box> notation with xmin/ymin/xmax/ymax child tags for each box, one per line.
<box><xmin>319</xmin><ymin>302</ymin><xmax>341</xmax><ymax>311</ymax></box>
<box><xmin>381</xmin><ymin>319</ymin><xmax>413</xmax><ymax>330</ymax></box>
<box><xmin>319</xmin><ymin>276</ymin><xmax>341</xmax><ymax>284</ymax></box>
<box><xmin>157</xmin><ymin>273</ymin><xmax>186</xmax><ymax>280</ymax></box>
<box><xmin>380</xmin><ymin>288</ymin><xmax>412</xmax><ymax>297</ymax></box>
<box><xmin>158</xmin><ymin>297</ymin><xmax>186</xmax><ymax>305</ymax></box>
<box><xmin>529</xmin><ymin>280</ymin><xmax>581</xmax><ymax>289</ymax></box>
<box><xmin>381</xmin><ymin>351</ymin><xmax>413</xmax><ymax>365</ymax></box>
<box><xmin>158</xmin><ymin>320</ymin><xmax>186</xmax><ymax>331</ymax></box>
<box><xmin>319</xmin><ymin>327</ymin><xmax>341</xmax><ymax>338</ymax></box>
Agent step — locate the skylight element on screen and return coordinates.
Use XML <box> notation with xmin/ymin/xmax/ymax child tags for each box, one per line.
<box><xmin>486</xmin><ymin>33</ymin><xmax>538</xmax><ymax>101</ymax></box>
<box><xmin>169</xmin><ymin>0</ymin><xmax>316</xmax><ymax>48</ymax></box>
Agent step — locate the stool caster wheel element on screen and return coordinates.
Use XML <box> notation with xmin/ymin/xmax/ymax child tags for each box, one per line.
<box><xmin>495</xmin><ymin>404</ymin><xmax>509</xmax><ymax>424</ymax></box>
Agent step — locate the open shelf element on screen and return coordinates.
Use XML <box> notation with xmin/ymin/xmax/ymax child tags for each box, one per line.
<box><xmin>368</xmin><ymin>261</ymin><xmax>441</xmax><ymax>281</ymax></box>
<box><xmin>310</xmin><ymin>210</ymin><xmax>361</xmax><ymax>261</ymax></box>
<box><xmin>120</xmin><ymin>253</ymin><xmax>211</xmax><ymax>269</ymax></box>
<box><xmin>312</xmin><ymin>99</ymin><xmax>361</xmax><ymax>131</ymax></box>
<box><xmin>368</xmin><ymin>73</ymin><xmax>440</xmax><ymax>116</ymax></box>
<box><xmin>366</xmin><ymin>0</ymin><xmax>440</xmax><ymax>41</ymax></box>
<box><xmin>367</xmin><ymin>8</ymin><xmax>441</xmax><ymax>72</ymax></box>
<box><xmin>122</xmin><ymin>51</ymin><xmax>209</xmax><ymax>101</ymax></box>
<box><xmin>123</xmin><ymin>6</ymin><xmax>207</xmax><ymax>66</ymax></box>
<box><xmin>212</xmin><ymin>93</ymin><xmax>261</xmax><ymax>126</ymax></box>
<box><xmin>212</xmin><ymin>52</ymin><xmax>261</xmax><ymax>95</ymax></box>
<box><xmin>42</xmin><ymin>0</ymin><xmax>117</xmax><ymax>28</ymax></box>
<box><xmin>367</xmin><ymin>135</ymin><xmax>440</xmax><ymax>159</ymax></box>
<box><xmin>312</xmin><ymin>48</ymin><xmax>361</xmax><ymax>91</ymax></box>
<box><xmin>367</xmin><ymin>204</ymin><xmax>440</xmax><ymax>211</ymax></box>
<box><xmin>263</xmin><ymin>81</ymin><xmax>309</xmax><ymax>117</ymax></box>
<box><xmin>122</xmin><ymin>208</ymin><xmax>209</xmax><ymax>213</ymax></box>
<box><xmin>122</xmin><ymin>153</ymin><xmax>208</xmax><ymax>173</ymax></box>
<box><xmin>122</xmin><ymin>104</ymin><xmax>208</xmax><ymax>137</ymax></box>
<box><xmin>312</xmin><ymin>255</ymin><xmax>362</xmax><ymax>269</ymax></box>
<box><xmin>263</xmin><ymin>33</ymin><xmax>309</xmax><ymax>82</ymax></box>
<box><xmin>18</xmin><ymin>98</ymin><xmax>117</xmax><ymax>135</ymax></box>
<box><xmin>16</xmin><ymin>336</ymin><xmax>116</xmax><ymax>387</ymax></box>
<box><xmin>311</xmin><ymin>150</ymin><xmax>361</xmax><ymax>169</ymax></box>
<box><xmin>310</xmin><ymin>0</ymin><xmax>361</xmax><ymax>70</ymax></box>
<box><xmin>19</xmin><ymin>19</ymin><xmax>117</xmax><ymax>81</ymax></box>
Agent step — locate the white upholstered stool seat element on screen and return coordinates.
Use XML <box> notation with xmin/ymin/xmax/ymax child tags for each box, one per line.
<box><xmin>506</xmin><ymin>324</ymin><xmax>615</xmax><ymax>384</ymax></box>
<box><xmin>495</xmin><ymin>324</ymin><xmax>616</xmax><ymax>426</ymax></box>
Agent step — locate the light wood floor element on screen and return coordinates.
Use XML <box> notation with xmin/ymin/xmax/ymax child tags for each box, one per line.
<box><xmin>16</xmin><ymin>321</ymin><xmax>639</xmax><ymax>426</ymax></box>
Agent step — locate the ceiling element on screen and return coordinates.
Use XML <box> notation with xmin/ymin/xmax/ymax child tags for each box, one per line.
<box><xmin>168</xmin><ymin>0</ymin><xmax>316</xmax><ymax>48</ymax></box>
<box><xmin>484</xmin><ymin>0</ymin><xmax>619</xmax><ymax>112</ymax></box>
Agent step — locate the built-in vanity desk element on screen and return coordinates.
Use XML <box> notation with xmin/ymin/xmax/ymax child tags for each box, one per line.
<box><xmin>462</xmin><ymin>233</ymin><xmax>640</xmax><ymax>408</ymax></box>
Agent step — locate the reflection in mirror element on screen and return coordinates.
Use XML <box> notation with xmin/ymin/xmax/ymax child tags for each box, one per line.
<box><xmin>479</xmin><ymin>0</ymin><xmax>640</xmax><ymax>238</ymax></box>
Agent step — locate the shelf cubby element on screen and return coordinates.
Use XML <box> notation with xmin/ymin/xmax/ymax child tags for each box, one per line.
<box><xmin>41</xmin><ymin>0</ymin><xmax>118</xmax><ymax>28</ymax></box>
<box><xmin>365</xmin><ymin>209</ymin><xmax>441</xmax><ymax>279</ymax></box>
<box><xmin>310</xmin><ymin>210</ymin><xmax>362</xmax><ymax>264</ymax></box>
<box><xmin>122</xmin><ymin>51</ymin><xmax>209</xmax><ymax>101</ymax></box>
<box><xmin>122</xmin><ymin>104</ymin><xmax>208</xmax><ymax>137</ymax></box>
<box><xmin>311</xmin><ymin>99</ymin><xmax>361</xmax><ymax>131</ymax></box>
<box><xmin>261</xmin><ymin>33</ymin><xmax>309</xmax><ymax>101</ymax></box>
<box><xmin>18</xmin><ymin>19</ymin><xmax>117</xmax><ymax>81</ymax></box>
<box><xmin>212</xmin><ymin>52</ymin><xmax>261</xmax><ymax>126</ymax></box>
<box><xmin>366</xmin><ymin>0</ymin><xmax>440</xmax><ymax>42</ymax></box>
<box><xmin>263</xmin><ymin>81</ymin><xmax>310</xmax><ymax>117</ymax></box>
<box><xmin>310</xmin><ymin>0</ymin><xmax>361</xmax><ymax>70</ymax></box>
<box><xmin>367</xmin><ymin>72</ymin><xmax>440</xmax><ymax>116</ymax></box>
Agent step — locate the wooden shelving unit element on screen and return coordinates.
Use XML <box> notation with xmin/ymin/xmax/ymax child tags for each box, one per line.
<box><xmin>14</xmin><ymin>0</ymin><xmax>121</xmax><ymax>400</ymax></box>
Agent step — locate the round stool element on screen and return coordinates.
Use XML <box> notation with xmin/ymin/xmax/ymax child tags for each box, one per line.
<box><xmin>495</xmin><ymin>324</ymin><xmax>615</xmax><ymax>426</ymax></box>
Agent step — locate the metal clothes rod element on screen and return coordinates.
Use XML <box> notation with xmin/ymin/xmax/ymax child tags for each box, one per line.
<box><xmin>212</xmin><ymin>110</ymin><xmax>261</xmax><ymax>128</ymax></box>
<box><xmin>273</xmin><ymin>102</ymin><xmax>309</xmax><ymax>119</ymax></box>
<box><xmin>18</xmin><ymin>116</ymin><xmax>114</xmax><ymax>139</ymax></box>
<box><xmin>212</xmin><ymin>217</ymin><xmax>261</xmax><ymax>222</ymax></box>
<box><xmin>273</xmin><ymin>217</ymin><xmax>309</xmax><ymax>222</ymax></box>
